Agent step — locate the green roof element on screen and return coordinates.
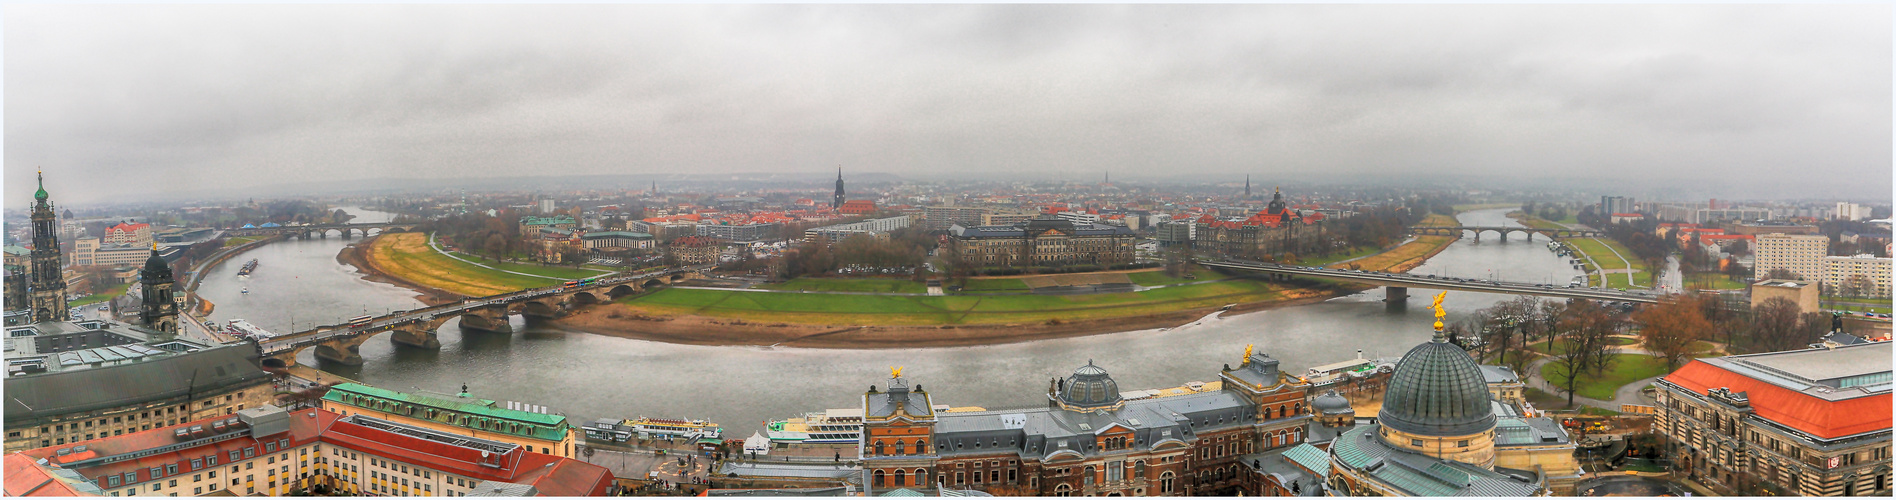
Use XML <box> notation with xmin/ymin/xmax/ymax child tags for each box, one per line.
<box><xmin>2</xmin><ymin>246</ymin><xmax>27</xmax><ymax>256</ymax></box>
<box><xmin>1281</xmin><ymin>443</ymin><xmax>1330</xmax><ymax>476</ymax></box>
<box><xmin>322</xmin><ymin>383</ymin><xmax>570</xmax><ymax>441</ymax></box>
<box><xmin>519</xmin><ymin>215</ymin><xmax>576</xmax><ymax>226</ymax></box>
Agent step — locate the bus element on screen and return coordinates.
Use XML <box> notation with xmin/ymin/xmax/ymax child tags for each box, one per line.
<box><xmin>349</xmin><ymin>315</ymin><xmax>374</xmax><ymax>328</ymax></box>
<box><xmin>564</xmin><ymin>278</ymin><xmax>599</xmax><ymax>289</ymax></box>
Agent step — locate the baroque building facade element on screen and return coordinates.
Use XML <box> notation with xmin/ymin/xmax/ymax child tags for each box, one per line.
<box><xmin>945</xmin><ymin>215</ymin><xmax>1137</xmax><ymax>269</ymax></box>
<box><xmin>857</xmin><ymin>348</ymin><xmax>1311</xmax><ymax>496</ymax></box>
<box><xmin>1193</xmin><ymin>188</ymin><xmax>1326</xmax><ymax>260</ymax></box>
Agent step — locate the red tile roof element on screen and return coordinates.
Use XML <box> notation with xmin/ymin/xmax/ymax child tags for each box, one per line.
<box><xmin>3</xmin><ymin>454</ymin><xmax>94</xmax><ymax>497</ymax></box>
<box><xmin>1664</xmin><ymin>360</ymin><xmax>1892</xmax><ymax>439</ymax></box>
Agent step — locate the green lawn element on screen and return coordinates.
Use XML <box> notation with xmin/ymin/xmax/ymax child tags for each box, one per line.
<box><xmin>619</xmin><ymin>279</ymin><xmax>1280</xmax><ymax>325</ymax></box>
<box><xmin>757</xmin><ymin>278</ymin><xmax>926</xmax><ymax>294</ymax></box>
<box><xmin>72</xmin><ymin>283</ymin><xmax>132</xmax><ymax>307</ymax></box>
<box><xmin>1302</xmin><ymin>246</ymin><xmax>1381</xmax><ymax>267</ymax></box>
<box><xmin>959</xmin><ymin>278</ymin><xmax>1031</xmax><ymax>292</ymax></box>
<box><xmin>1452</xmin><ymin>203</ymin><xmax>1521</xmax><ymax>212</ymax></box>
<box><xmin>1687</xmin><ymin>273</ymin><xmax>1748</xmax><ymax>290</ymax></box>
<box><xmin>1541</xmin><ymin>354</ymin><xmax>1670</xmax><ymax>400</ymax></box>
<box><xmin>223</xmin><ymin>236</ymin><xmax>260</xmax><ymax>248</ymax></box>
<box><xmin>1568</xmin><ymin>239</ymin><xmax>1631</xmax><ymax>270</ymax></box>
<box><xmin>1527</xmin><ymin>337</ymin><xmax>1635</xmax><ymax>356</ymax></box>
<box><xmin>444</xmin><ymin>251</ymin><xmax>606</xmax><ymax>280</ymax></box>
<box><xmin>1127</xmin><ymin>266</ymin><xmax>1226</xmax><ymax>286</ymax></box>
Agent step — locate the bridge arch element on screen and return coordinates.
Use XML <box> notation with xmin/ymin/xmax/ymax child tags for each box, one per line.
<box><xmin>518</xmin><ymin>300</ymin><xmax>560</xmax><ymax>318</ymax></box>
<box><xmin>642</xmin><ymin>278</ymin><xmax>667</xmax><ymax>289</ymax></box>
<box><xmin>569</xmin><ymin>291</ymin><xmax>605</xmax><ymax>305</ymax></box>
<box><xmin>607</xmin><ymin>284</ymin><xmax>638</xmax><ymax>299</ymax></box>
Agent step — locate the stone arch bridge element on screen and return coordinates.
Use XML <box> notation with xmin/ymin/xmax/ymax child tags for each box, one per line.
<box><xmin>1409</xmin><ymin>225</ymin><xmax>1601</xmax><ymax>242</ymax></box>
<box><xmin>225</xmin><ymin>222</ymin><xmax>424</xmax><ymax>240</ymax></box>
<box><xmin>256</xmin><ymin>266</ymin><xmax>712</xmax><ymax>368</ymax></box>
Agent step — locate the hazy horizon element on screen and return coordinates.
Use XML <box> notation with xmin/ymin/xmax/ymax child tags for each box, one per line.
<box><xmin>8</xmin><ymin>4</ymin><xmax>1892</xmax><ymax>205</ymax></box>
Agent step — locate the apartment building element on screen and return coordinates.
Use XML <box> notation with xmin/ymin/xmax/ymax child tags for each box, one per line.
<box><xmin>1753</xmin><ymin>234</ymin><xmax>1829</xmax><ymax>281</ymax></box>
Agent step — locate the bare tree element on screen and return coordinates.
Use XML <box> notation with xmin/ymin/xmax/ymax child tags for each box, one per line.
<box><xmin>1750</xmin><ymin>297</ymin><xmax>1807</xmax><ymax>353</ymax></box>
<box><xmin>1635</xmin><ymin>295</ymin><xmax>1713</xmax><ymax>371</ymax></box>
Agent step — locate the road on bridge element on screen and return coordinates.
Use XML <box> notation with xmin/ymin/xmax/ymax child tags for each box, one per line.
<box><xmin>1197</xmin><ymin>259</ymin><xmax>1661</xmax><ymax>304</ymax></box>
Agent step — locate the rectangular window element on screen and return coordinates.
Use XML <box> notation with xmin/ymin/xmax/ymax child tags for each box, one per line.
<box><xmin>165</xmin><ymin>464</ymin><xmax>177</xmax><ymax>476</ymax></box>
<box><xmin>150</xmin><ymin>467</ymin><xmax>162</xmax><ymax>479</ymax></box>
<box><xmin>191</xmin><ymin>459</ymin><xmax>201</xmax><ymax>470</ymax></box>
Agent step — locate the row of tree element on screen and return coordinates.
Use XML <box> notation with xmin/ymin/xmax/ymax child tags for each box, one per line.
<box><xmin>1463</xmin><ymin>292</ymin><xmax>1837</xmax><ymax>408</ymax></box>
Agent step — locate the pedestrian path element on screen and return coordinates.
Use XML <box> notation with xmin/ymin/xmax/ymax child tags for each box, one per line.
<box><xmin>427</xmin><ymin>232</ymin><xmax>617</xmax><ymax>280</ymax></box>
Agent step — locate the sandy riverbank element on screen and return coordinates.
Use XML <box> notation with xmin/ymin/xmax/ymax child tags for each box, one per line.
<box><xmin>552</xmin><ymin>283</ymin><xmax>1360</xmax><ymax>349</ymax></box>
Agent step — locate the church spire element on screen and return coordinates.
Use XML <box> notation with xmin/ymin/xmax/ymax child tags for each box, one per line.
<box><xmin>1245</xmin><ymin>175</ymin><xmax>1251</xmax><ymax>198</ymax></box>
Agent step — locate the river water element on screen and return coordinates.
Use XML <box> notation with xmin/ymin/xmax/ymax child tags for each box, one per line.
<box><xmin>195</xmin><ymin>207</ymin><xmax>1575</xmax><ymax>436</ymax></box>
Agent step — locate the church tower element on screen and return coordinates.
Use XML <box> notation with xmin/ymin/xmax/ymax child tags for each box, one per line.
<box><xmin>28</xmin><ymin>171</ymin><xmax>68</xmax><ymax>323</ymax></box>
<box><xmin>139</xmin><ymin>246</ymin><xmax>179</xmax><ymax>336</ymax></box>
<box><xmin>832</xmin><ymin>167</ymin><xmax>846</xmax><ymax>209</ymax></box>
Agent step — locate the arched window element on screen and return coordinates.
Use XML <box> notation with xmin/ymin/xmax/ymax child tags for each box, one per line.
<box><xmin>874</xmin><ymin>470</ymin><xmax>886</xmax><ymax>488</ymax></box>
<box><xmin>1055</xmin><ymin>483</ymin><xmax>1073</xmax><ymax>497</ymax></box>
<box><xmin>1278</xmin><ymin>404</ymin><xmax>1287</xmax><ymax>417</ymax></box>
<box><xmin>915</xmin><ymin>440</ymin><xmax>926</xmax><ymax>453</ymax></box>
<box><xmin>1084</xmin><ymin>466</ymin><xmax>1096</xmax><ymax>485</ymax></box>
<box><xmin>1160</xmin><ymin>472</ymin><xmax>1174</xmax><ymax>493</ymax></box>
<box><xmin>895</xmin><ymin>469</ymin><xmax>908</xmax><ymax>487</ymax></box>
<box><xmin>896</xmin><ymin>440</ymin><xmax>906</xmax><ymax>455</ymax></box>
<box><xmin>875</xmin><ymin>441</ymin><xmax>885</xmax><ymax>456</ymax></box>
<box><xmin>915</xmin><ymin>469</ymin><xmax>929</xmax><ymax>488</ymax></box>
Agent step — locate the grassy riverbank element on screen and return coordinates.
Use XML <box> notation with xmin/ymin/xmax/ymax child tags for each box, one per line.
<box><xmin>364</xmin><ymin>232</ymin><xmax>563</xmax><ymax>296</ymax></box>
<box><xmin>615</xmin><ymin>279</ymin><xmax>1285</xmax><ymax>326</ymax></box>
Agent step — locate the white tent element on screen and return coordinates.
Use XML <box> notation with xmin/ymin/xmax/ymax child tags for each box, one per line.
<box><xmin>743</xmin><ymin>431</ymin><xmax>770</xmax><ymax>456</ymax></box>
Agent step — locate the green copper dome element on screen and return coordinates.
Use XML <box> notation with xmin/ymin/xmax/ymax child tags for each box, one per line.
<box><xmin>34</xmin><ymin>172</ymin><xmax>47</xmax><ymax>201</ymax></box>
<box><xmin>1377</xmin><ymin>338</ymin><xmax>1495</xmax><ymax>437</ymax></box>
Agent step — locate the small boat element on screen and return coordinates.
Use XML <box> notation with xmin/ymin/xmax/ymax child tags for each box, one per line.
<box><xmin>241</xmin><ymin>287</ymin><xmax>249</xmax><ymax>294</ymax></box>
<box><xmin>236</xmin><ymin>259</ymin><xmax>258</xmax><ymax>277</ymax></box>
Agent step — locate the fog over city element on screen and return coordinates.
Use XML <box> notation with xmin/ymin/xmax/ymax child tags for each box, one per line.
<box><xmin>7</xmin><ymin>4</ymin><xmax>1891</xmax><ymax>204</ymax></box>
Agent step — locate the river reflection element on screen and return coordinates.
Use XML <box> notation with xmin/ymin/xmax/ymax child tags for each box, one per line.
<box><xmin>204</xmin><ymin>207</ymin><xmax>1571</xmax><ymax>435</ymax></box>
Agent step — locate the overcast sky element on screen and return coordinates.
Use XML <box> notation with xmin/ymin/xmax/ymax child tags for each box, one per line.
<box><xmin>7</xmin><ymin>4</ymin><xmax>1891</xmax><ymax>205</ymax></box>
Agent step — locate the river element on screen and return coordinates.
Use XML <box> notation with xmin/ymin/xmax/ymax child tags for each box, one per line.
<box><xmin>194</xmin><ymin>207</ymin><xmax>1577</xmax><ymax>436</ymax></box>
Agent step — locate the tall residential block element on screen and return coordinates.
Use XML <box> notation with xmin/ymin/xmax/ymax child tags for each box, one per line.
<box><xmin>1753</xmin><ymin>234</ymin><xmax>1828</xmax><ymax>281</ymax></box>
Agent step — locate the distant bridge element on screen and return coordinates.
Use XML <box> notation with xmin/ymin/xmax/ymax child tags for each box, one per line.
<box><xmin>224</xmin><ymin>222</ymin><xmax>423</xmax><ymax>239</ymax></box>
<box><xmin>1197</xmin><ymin>259</ymin><xmax>1658</xmax><ymax>308</ymax></box>
<box><xmin>1409</xmin><ymin>226</ymin><xmax>1601</xmax><ymax>241</ymax></box>
<box><xmin>255</xmin><ymin>265</ymin><xmax>715</xmax><ymax>367</ymax></box>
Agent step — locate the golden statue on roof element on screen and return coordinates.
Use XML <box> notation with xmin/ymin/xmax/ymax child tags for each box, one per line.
<box><xmin>890</xmin><ymin>366</ymin><xmax>903</xmax><ymax>379</ymax></box>
<box><xmin>1428</xmin><ymin>291</ymin><xmax>1448</xmax><ymax>331</ymax></box>
<box><xmin>1244</xmin><ymin>344</ymin><xmax>1254</xmax><ymax>361</ymax></box>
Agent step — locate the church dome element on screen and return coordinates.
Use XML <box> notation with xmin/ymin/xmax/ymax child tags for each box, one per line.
<box><xmin>1058</xmin><ymin>360</ymin><xmax>1122</xmax><ymax>409</ymax></box>
<box><xmin>34</xmin><ymin>172</ymin><xmax>48</xmax><ymax>201</ymax></box>
<box><xmin>1378</xmin><ymin>338</ymin><xmax>1495</xmax><ymax>437</ymax></box>
<box><xmin>1312</xmin><ymin>390</ymin><xmax>1353</xmax><ymax>415</ymax></box>
<box><xmin>141</xmin><ymin>249</ymin><xmax>171</xmax><ymax>281</ymax></box>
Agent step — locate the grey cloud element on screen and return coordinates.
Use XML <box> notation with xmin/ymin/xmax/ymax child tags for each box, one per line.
<box><xmin>6</xmin><ymin>4</ymin><xmax>1889</xmax><ymax>204</ymax></box>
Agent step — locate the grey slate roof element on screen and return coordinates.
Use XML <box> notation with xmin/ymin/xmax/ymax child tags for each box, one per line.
<box><xmin>865</xmin><ymin>379</ymin><xmax>934</xmax><ymax>419</ymax></box>
<box><xmin>4</xmin><ymin>343</ymin><xmax>271</xmax><ymax>423</ymax></box>
<box><xmin>1699</xmin><ymin>341</ymin><xmax>1892</xmax><ymax>400</ymax></box>
<box><xmin>1224</xmin><ymin>353</ymin><xmax>1283</xmax><ymax>389</ymax></box>
<box><xmin>1478</xmin><ymin>365</ymin><xmax>1521</xmax><ymax>384</ymax></box>
<box><xmin>1330</xmin><ymin>424</ymin><xmax>1541</xmax><ymax>497</ymax></box>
